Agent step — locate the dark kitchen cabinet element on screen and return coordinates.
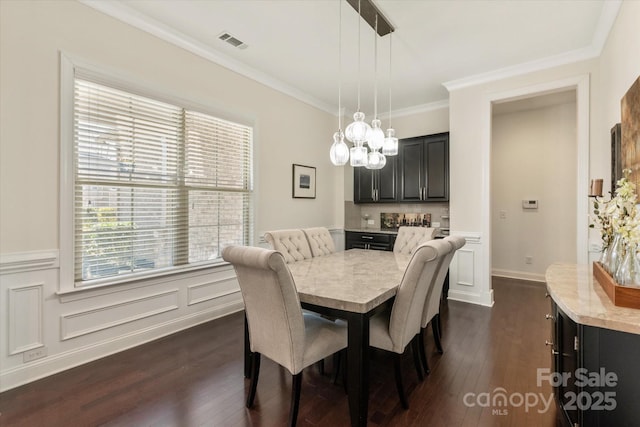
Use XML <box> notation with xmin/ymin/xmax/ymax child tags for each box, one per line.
<box><xmin>548</xmin><ymin>299</ymin><xmax>640</xmax><ymax>427</ymax></box>
<box><xmin>353</xmin><ymin>154</ymin><xmax>397</xmax><ymax>203</ymax></box>
<box><xmin>345</xmin><ymin>231</ymin><xmax>395</xmax><ymax>251</ymax></box>
<box><xmin>398</xmin><ymin>133</ymin><xmax>449</xmax><ymax>202</ymax></box>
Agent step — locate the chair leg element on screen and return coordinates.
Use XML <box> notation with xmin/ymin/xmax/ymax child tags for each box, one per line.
<box><xmin>393</xmin><ymin>353</ymin><xmax>409</xmax><ymax>409</ymax></box>
<box><xmin>436</xmin><ymin>313</ymin><xmax>443</xmax><ymax>338</ymax></box>
<box><xmin>318</xmin><ymin>358</ymin><xmax>325</xmax><ymax>375</ymax></box>
<box><xmin>246</xmin><ymin>352</ymin><xmax>261</xmax><ymax>408</ymax></box>
<box><xmin>432</xmin><ymin>316</ymin><xmax>444</xmax><ymax>354</ymax></box>
<box><xmin>418</xmin><ymin>327</ymin><xmax>430</xmax><ymax>374</ymax></box>
<box><xmin>411</xmin><ymin>336</ymin><xmax>424</xmax><ymax>382</ymax></box>
<box><xmin>289</xmin><ymin>373</ymin><xmax>303</xmax><ymax>427</ymax></box>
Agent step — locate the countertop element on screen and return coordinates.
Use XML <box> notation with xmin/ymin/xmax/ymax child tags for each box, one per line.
<box><xmin>344</xmin><ymin>228</ymin><xmax>399</xmax><ymax>235</ymax></box>
<box><xmin>344</xmin><ymin>228</ymin><xmax>449</xmax><ymax>238</ymax></box>
<box><xmin>545</xmin><ymin>263</ymin><xmax>640</xmax><ymax>335</ymax></box>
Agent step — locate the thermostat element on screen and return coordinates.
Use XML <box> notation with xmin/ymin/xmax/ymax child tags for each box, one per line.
<box><xmin>522</xmin><ymin>200</ymin><xmax>538</xmax><ymax>209</ymax></box>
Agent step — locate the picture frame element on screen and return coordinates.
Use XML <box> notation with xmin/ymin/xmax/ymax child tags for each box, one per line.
<box><xmin>611</xmin><ymin>122</ymin><xmax>622</xmax><ymax>194</ymax></box>
<box><xmin>621</xmin><ymin>76</ymin><xmax>640</xmax><ymax>199</ymax></box>
<box><xmin>292</xmin><ymin>164</ymin><xmax>316</xmax><ymax>199</ymax></box>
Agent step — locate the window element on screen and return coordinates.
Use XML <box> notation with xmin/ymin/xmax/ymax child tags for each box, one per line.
<box><xmin>68</xmin><ymin>68</ymin><xmax>253</xmax><ymax>287</ymax></box>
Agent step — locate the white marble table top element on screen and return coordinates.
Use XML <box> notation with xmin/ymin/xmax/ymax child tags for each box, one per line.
<box><xmin>288</xmin><ymin>249</ymin><xmax>411</xmax><ymax>314</ymax></box>
<box><xmin>545</xmin><ymin>263</ymin><xmax>640</xmax><ymax>335</ymax></box>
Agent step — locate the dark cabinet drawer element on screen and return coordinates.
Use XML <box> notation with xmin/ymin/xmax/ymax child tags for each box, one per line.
<box><xmin>345</xmin><ymin>231</ymin><xmax>395</xmax><ymax>251</ymax></box>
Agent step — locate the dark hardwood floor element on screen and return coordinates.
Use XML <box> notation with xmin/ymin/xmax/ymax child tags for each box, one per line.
<box><xmin>0</xmin><ymin>277</ymin><xmax>558</xmax><ymax>427</ymax></box>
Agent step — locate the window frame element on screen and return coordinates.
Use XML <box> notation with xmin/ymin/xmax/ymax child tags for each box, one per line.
<box><xmin>59</xmin><ymin>54</ymin><xmax>254</xmax><ymax>293</ymax></box>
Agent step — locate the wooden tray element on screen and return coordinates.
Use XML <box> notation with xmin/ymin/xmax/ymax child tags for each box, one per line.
<box><xmin>593</xmin><ymin>261</ymin><xmax>640</xmax><ymax>309</ymax></box>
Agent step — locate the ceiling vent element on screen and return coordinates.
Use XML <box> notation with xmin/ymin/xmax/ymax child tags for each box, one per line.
<box><xmin>218</xmin><ymin>32</ymin><xmax>248</xmax><ymax>50</ymax></box>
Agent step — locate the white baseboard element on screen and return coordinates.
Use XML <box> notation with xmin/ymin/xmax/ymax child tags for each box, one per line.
<box><xmin>492</xmin><ymin>269</ymin><xmax>545</xmax><ymax>283</ymax></box>
<box><xmin>448</xmin><ymin>288</ymin><xmax>494</xmax><ymax>307</ymax></box>
<box><xmin>0</xmin><ymin>300</ymin><xmax>243</xmax><ymax>392</ymax></box>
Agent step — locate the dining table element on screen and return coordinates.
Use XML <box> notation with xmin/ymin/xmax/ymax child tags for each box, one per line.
<box><xmin>243</xmin><ymin>248</ymin><xmax>412</xmax><ymax>427</ymax></box>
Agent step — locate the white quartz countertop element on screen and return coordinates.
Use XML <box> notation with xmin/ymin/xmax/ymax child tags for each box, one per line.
<box><xmin>545</xmin><ymin>263</ymin><xmax>640</xmax><ymax>335</ymax></box>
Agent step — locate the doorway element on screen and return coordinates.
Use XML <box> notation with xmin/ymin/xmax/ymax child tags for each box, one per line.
<box><xmin>491</xmin><ymin>90</ymin><xmax>578</xmax><ymax>282</ymax></box>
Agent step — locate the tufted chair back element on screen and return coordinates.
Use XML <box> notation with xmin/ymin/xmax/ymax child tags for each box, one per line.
<box><xmin>222</xmin><ymin>245</ymin><xmax>306</xmax><ymax>374</ymax></box>
<box><xmin>264</xmin><ymin>229</ymin><xmax>313</xmax><ymax>263</ymax></box>
<box><xmin>393</xmin><ymin>226</ymin><xmax>437</xmax><ymax>255</ymax></box>
<box><xmin>421</xmin><ymin>235</ymin><xmax>466</xmax><ymax>328</ymax></box>
<box><xmin>303</xmin><ymin>227</ymin><xmax>336</xmax><ymax>257</ymax></box>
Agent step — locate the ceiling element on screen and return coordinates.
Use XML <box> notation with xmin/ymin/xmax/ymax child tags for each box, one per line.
<box><xmin>84</xmin><ymin>0</ymin><xmax>620</xmax><ymax>118</ymax></box>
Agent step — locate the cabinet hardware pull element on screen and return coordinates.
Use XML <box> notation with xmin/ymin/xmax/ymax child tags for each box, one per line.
<box><xmin>362</xmin><ymin>236</ymin><xmax>374</xmax><ymax>240</ymax></box>
<box><xmin>545</xmin><ymin>340</ymin><xmax>554</xmax><ymax>347</ymax></box>
<box><xmin>545</xmin><ymin>314</ymin><xmax>554</xmax><ymax>320</ymax></box>
<box><xmin>551</xmin><ymin>349</ymin><xmax>559</xmax><ymax>355</ymax></box>
<box><xmin>545</xmin><ymin>292</ymin><xmax>550</xmax><ymax>298</ymax></box>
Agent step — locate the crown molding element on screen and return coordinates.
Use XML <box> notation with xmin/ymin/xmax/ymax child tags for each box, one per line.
<box><xmin>591</xmin><ymin>0</ymin><xmax>623</xmax><ymax>53</ymax></box>
<box><xmin>79</xmin><ymin>0</ymin><xmax>336</xmax><ymax>115</ymax></box>
<box><xmin>442</xmin><ymin>46</ymin><xmax>598</xmax><ymax>92</ymax></box>
<box><xmin>387</xmin><ymin>99</ymin><xmax>449</xmax><ymax>119</ymax></box>
<box><xmin>443</xmin><ymin>0</ymin><xmax>622</xmax><ymax>93</ymax></box>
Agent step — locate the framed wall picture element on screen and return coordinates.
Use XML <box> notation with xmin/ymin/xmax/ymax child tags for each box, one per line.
<box><xmin>621</xmin><ymin>76</ymin><xmax>640</xmax><ymax>198</ymax></box>
<box><xmin>292</xmin><ymin>164</ymin><xmax>316</xmax><ymax>199</ymax></box>
<box><xmin>611</xmin><ymin>122</ymin><xmax>622</xmax><ymax>193</ymax></box>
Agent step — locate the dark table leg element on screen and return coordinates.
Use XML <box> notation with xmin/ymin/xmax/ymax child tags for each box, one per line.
<box><xmin>244</xmin><ymin>313</ymin><xmax>251</xmax><ymax>378</ymax></box>
<box><xmin>346</xmin><ymin>312</ymin><xmax>370</xmax><ymax>427</ymax></box>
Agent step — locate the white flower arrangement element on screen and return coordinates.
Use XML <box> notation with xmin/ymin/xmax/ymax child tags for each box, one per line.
<box><xmin>591</xmin><ymin>169</ymin><xmax>639</xmax><ymax>249</ymax></box>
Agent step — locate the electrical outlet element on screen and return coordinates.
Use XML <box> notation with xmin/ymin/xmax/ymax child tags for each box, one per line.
<box><xmin>367</xmin><ymin>219</ymin><xmax>374</xmax><ymax>225</ymax></box>
<box><xmin>23</xmin><ymin>347</ymin><xmax>47</xmax><ymax>363</ymax></box>
<box><xmin>525</xmin><ymin>256</ymin><xmax>533</xmax><ymax>265</ymax></box>
<box><xmin>432</xmin><ymin>221</ymin><xmax>440</xmax><ymax>228</ymax></box>
<box><xmin>499</xmin><ymin>210</ymin><xmax>507</xmax><ymax>220</ymax></box>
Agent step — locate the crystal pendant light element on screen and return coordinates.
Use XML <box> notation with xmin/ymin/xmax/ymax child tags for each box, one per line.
<box><xmin>330</xmin><ymin>130</ymin><xmax>349</xmax><ymax>165</ymax></box>
<box><xmin>366</xmin><ymin>15</ymin><xmax>386</xmax><ymax>170</ymax></box>
<box><xmin>382</xmin><ymin>30</ymin><xmax>398</xmax><ymax>156</ymax></box>
<box><xmin>345</xmin><ymin>0</ymin><xmax>371</xmax><ymax>151</ymax></box>
<box><xmin>330</xmin><ymin>0</ymin><xmax>349</xmax><ymax>166</ymax></box>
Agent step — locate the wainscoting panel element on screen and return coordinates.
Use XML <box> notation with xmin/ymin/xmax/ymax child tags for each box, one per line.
<box><xmin>8</xmin><ymin>283</ymin><xmax>44</xmax><ymax>354</ymax></box>
<box><xmin>187</xmin><ymin>275</ymin><xmax>240</xmax><ymax>306</ymax></box>
<box><xmin>0</xmin><ymin>250</ymin><xmax>243</xmax><ymax>392</ymax></box>
<box><xmin>447</xmin><ymin>232</ymin><xmax>494</xmax><ymax>307</ymax></box>
<box><xmin>60</xmin><ymin>289</ymin><xmax>180</xmax><ymax>340</ymax></box>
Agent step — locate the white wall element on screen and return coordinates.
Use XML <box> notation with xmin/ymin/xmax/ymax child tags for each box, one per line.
<box><xmin>491</xmin><ymin>100</ymin><xmax>577</xmax><ymax>281</ymax></box>
<box><xmin>446</xmin><ymin>0</ymin><xmax>639</xmax><ymax>306</ymax></box>
<box><xmin>0</xmin><ymin>0</ymin><xmax>339</xmax><ymax>391</ymax></box>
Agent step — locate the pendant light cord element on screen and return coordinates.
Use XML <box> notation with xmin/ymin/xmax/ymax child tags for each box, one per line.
<box><xmin>388</xmin><ymin>31</ymin><xmax>393</xmax><ymax>128</ymax></box>
<box><xmin>338</xmin><ymin>0</ymin><xmax>342</xmax><ymax>130</ymax></box>
<box><xmin>374</xmin><ymin>15</ymin><xmax>378</xmax><ymax>119</ymax></box>
<box><xmin>357</xmin><ymin>0</ymin><xmax>361</xmax><ymax>112</ymax></box>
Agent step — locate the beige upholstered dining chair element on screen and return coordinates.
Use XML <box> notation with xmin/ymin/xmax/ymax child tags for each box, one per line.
<box><xmin>393</xmin><ymin>226</ymin><xmax>437</xmax><ymax>255</ymax></box>
<box><xmin>418</xmin><ymin>235</ymin><xmax>466</xmax><ymax>374</ymax></box>
<box><xmin>303</xmin><ymin>227</ymin><xmax>336</xmax><ymax>257</ymax></box>
<box><xmin>369</xmin><ymin>239</ymin><xmax>450</xmax><ymax>409</ymax></box>
<box><xmin>222</xmin><ymin>245</ymin><xmax>347</xmax><ymax>427</ymax></box>
<box><xmin>264</xmin><ymin>229</ymin><xmax>313</xmax><ymax>263</ymax></box>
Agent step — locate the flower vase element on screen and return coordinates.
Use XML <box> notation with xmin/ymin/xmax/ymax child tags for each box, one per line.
<box><xmin>615</xmin><ymin>245</ymin><xmax>635</xmax><ymax>286</ymax></box>
<box><xmin>605</xmin><ymin>234</ymin><xmax>623</xmax><ymax>275</ymax></box>
<box><xmin>634</xmin><ymin>249</ymin><xmax>640</xmax><ymax>286</ymax></box>
<box><xmin>599</xmin><ymin>244</ymin><xmax>609</xmax><ymax>266</ymax></box>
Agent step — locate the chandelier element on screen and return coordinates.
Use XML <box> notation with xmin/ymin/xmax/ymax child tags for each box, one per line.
<box><xmin>330</xmin><ymin>0</ymin><xmax>397</xmax><ymax>168</ymax></box>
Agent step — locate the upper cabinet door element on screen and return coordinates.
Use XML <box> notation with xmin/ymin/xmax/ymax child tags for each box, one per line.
<box><xmin>398</xmin><ymin>138</ymin><xmax>424</xmax><ymax>202</ymax></box>
<box><xmin>424</xmin><ymin>134</ymin><xmax>449</xmax><ymax>201</ymax></box>
<box><xmin>377</xmin><ymin>154</ymin><xmax>397</xmax><ymax>202</ymax></box>
<box><xmin>398</xmin><ymin>133</ymin><xmax>449</xmax><ymax>202</ymax></box>
<box><xmin>354</xmin><ymin>166</ymin><xmax>376</xmax><ymax>203</ymax></box>
<box><xmin>354</xmin><ymin>154</ymin><xmax>397</xmax><ymax>203</ymax></box>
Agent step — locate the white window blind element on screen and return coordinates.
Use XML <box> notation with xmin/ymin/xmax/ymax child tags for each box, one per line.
<box><xmin>73</xmin><ymin>74</ymin><xmax>252</xmax><ymax>284</ymax></box>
